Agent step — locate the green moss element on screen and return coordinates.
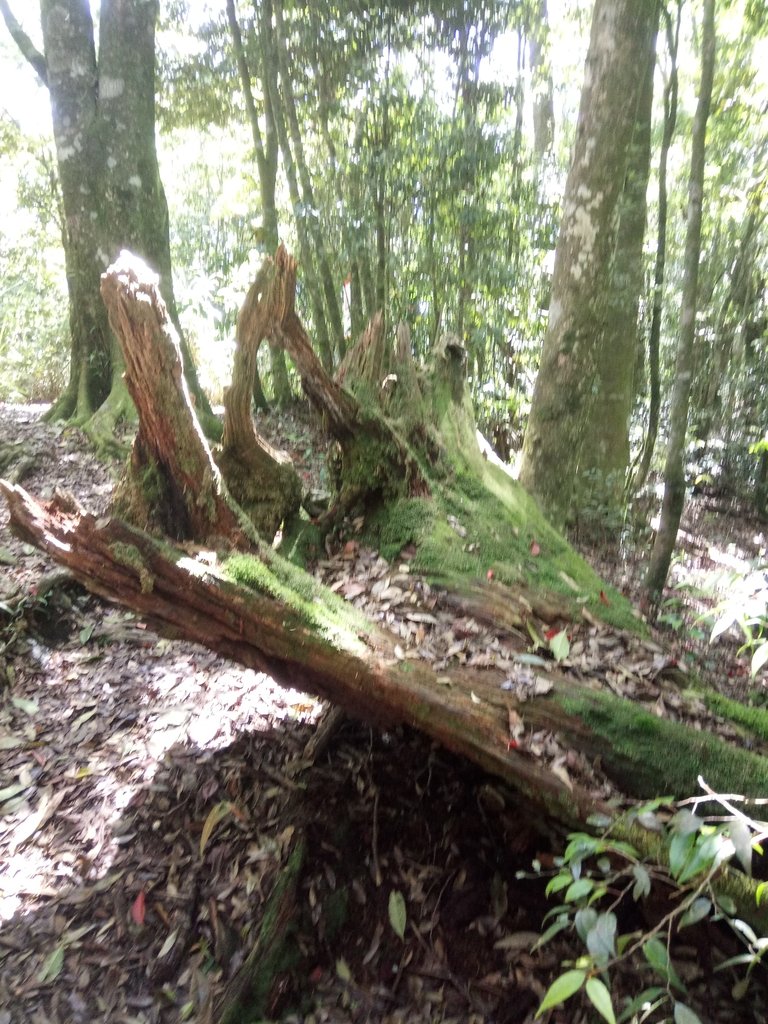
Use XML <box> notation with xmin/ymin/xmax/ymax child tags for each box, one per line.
<box><xmin>110</xmin><ymin>542</ymin><xmax>154</xmax><ymax>593</ymax></box>
<box><xmin>278</xmin><ymin>515</ymin><xmax>324</xmax><ymax>569</ymax></box>
<box><xmin>558</xmin><ymin>689</ymin><xmax>768</xmax><ymax>798</ymax></box>
<box><xmin>322</xmin><ymin>887</ymin><xmax>350</xmax><ymax>941</ymax></box>
<box><xmin>703</xmin><ymin>691</ymin><xmax>768</xmax><ymax>744</ymax></box>
<box><xmin>222</xmin><ymin>549</ymin><xmax>369</xmax><ymax>655</ymax></box>
<box><xmin>219</xmin><ymin>840</ymin><xmax>305</xmax><ymax>1024</ymax></box>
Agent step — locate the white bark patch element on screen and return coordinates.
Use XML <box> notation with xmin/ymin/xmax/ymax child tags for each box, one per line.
<box><xmin>580</xmin><ymin>136</ymin><xmax>596</xmax><ymax>169</ymax></box>
<box><xmin>100</xmin><ymin>77</ymin><xmax>125</xmax><ymax>100</ymax></box>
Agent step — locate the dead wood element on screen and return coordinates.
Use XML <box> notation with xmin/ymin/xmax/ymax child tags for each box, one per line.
<box><xmin>100</xmin><ymin>252</ymin><xmax>248</xmax><ymax>547</ymax></box>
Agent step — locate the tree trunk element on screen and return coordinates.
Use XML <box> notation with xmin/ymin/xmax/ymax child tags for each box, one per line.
<box><xmin>273</xmin><ymin>0</ymin><xmax>346</xmax><ymax>365</ymax></box>
<box><xmin>225</xmin><ymin>0</ymin><xmax>292</xmax><ymax>408</ymax></box>
<box><xmin>632</xmin><ymin>2</ymin><xmax>682</xmax><ymax>496</ymax></box>
<box><xmin>577</xmin><ymin>14</ymin><xmax>657</xmax><ymax>533</ymax></box>
<box><xmin>519</xmin><ymin>0</ymin><xmax>659</xmax><ymax>527</ymax></box>
<box><xmin>644</xmin><ymin>0</ymin><xmax>716</xmax><ymax>603</ymax></box>
<box><xmin>261</xmin><ymin>0</ymin><xmax>334</xmax><ymax>374</ymax></box>
<box><xmin>4</xmin><ymin>480</ymin><xmax>768</xmax><ymax>935</ymax></box>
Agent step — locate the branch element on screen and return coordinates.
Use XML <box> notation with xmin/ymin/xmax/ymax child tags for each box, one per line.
<box><xmin>0</xmin><ymin>0</ymin><xmax>48</xmax><ymax>86</ymax></box>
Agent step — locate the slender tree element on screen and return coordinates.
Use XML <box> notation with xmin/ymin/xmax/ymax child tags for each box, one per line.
<box><xmin>225</xmin><ymin>0</ymin><xmax>291</xmax><ymax>406</ymax></box>
<box><xmin>644</xmin><ymin>0</ymin><xmax>716</xmax><ymax>603</ymax></box>
<box><xmin>520</xmin><ymin>0</ymin><xmax>659</xmax><ymax>527</ymax></box>
<box><xmin>632</xmin><ymin>1</ymin><xmax>682</xmax><ymax>495</ymax></box>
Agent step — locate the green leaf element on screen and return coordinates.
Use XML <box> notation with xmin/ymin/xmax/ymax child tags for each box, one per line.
<box><xmin>756</xmin><ymin>881</ymin><xmax>768</xmax><ymax>907</ymax></box>
<box><xmin>336</xmin><ymin>957</ymin><xmax>351</xmax><ymax>982</ymax></box>
<box><xmin>574</xmin><ymin>906</ymin><xmax>598</xmax><ymax>943</ymax></box>
<box><xmin>565</xmin><ymin>877</ymin><xmax>595</xmax><ymax>902</ymax></box>
<box><xmin>617</xmin><ymin>987</ymin><xmax>665</xmax><ymax>1023</ymax></box>
<box><xmin>532</xmin><ymin>914</ymin><xmax>569</xmax><ymax>949</ymax></box>
<box><xmin>643</xmin><ymin>937</ymin><xmax>686</xmax><ymax>993</ymax></box>
<box><xmin>536</xmin><ymin>969</ymin><xmax>586</xmax><ymax>1016</ymax></box>
<box><xmin>549</xmin><ymin>628</ymin><xmax>570</xmax><ymax>662</ymax></box>
<box><xmin>677</xmin><ymin>833</ymin><xmax>722</xmax><ymax>884</ymax></box>
<box><xmin>79</xmin><ymin>622</ymin><xmax>95</xmax><ymax>644</ymax></box>
<box><xmin>670</xmin><ymin>809</ymin><xmax>703</xmax><ymax>836</ymax></box>
<box><xmin>669</xmin><ymin>830</ymin><xmax>696</xmax><ymax>880</ymax></box>
<box><xmin>585</xmin><ymin>912</ymin><xmax>617</xmax><ymax>967</ymax></box>
<box><xmin>388</xmin><ymin>889</ymin><xmax>406</xmax><ymax>940</ymax></box>
<box><xmin>38</xmin><ymin>943</ymin><xmax>65</xmax><ymax>983</ymax></box>
<box><xmin>751</xmin><ymin>640</ymin><xmax>768</xmax><ymax>675</ymax></box>
<box><xmin>673</xmin><ymin>1001</ymin><xmax>703</xmax><ymax>1024</ymax></box>
<box><xmin>631</xmin><ymin>864</ymin><xmax>651</xmax><ymax>900</ymax></box>
<box><xmin>545</xmin><ymin>872</ymin><xmax>572</xmax><ymax>897</ymax></box>
<box><xmin>679</xmin><ymin>897</ymin><xmax>712</xmax><ymax>929</ymax></box>
<box><xmin>586</xmin><ymin>977</ymin><xmax>616</xmax><ymax>1024</ymax></box>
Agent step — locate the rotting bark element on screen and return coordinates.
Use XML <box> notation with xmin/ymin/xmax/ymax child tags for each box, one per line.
<box><xmin>219</xmin><ymin>259</ymin><xmax>302</xmax><ymax>538</ymax></box>
<box><xmin>101</xmin><ymin>252</ymin><xmax>247</xmax><ymax>547</ymax></box>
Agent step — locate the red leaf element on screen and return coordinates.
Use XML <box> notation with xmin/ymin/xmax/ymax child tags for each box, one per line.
<box><xmin>530</xmin><ymin>540</ymin><xmax>541</xmax><ymax>556</ymax></box>
<box><xmin>545</xmin><ymin>627</ymin><xmax>559</xmax><ymax>641</ymax></box>
<box><xmin>486</xmin><ymin>569</ymin><xmax>495</xmax><ymax>581</ymax></box>
<box><xmin>131</xmin><ymin>890</ymin><xmax>146</xmax><ymax>926</ymax></box>
<box><xmin>309</xmin><ymin>966</ymin><xmax>324</xmax><ymax>984</ymax></box>
<box><xmin>599</xmin><ymin>589</ymin><xmax>611</xmax><ymax>606</ymax></box>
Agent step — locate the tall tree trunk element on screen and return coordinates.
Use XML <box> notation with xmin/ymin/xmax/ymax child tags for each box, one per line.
<box><xmin>577</xmin><ymin>14</ymin><xmax>658</xmax><ymax>532</ymax></box>
<box><xmin>519</xmin><ymin>0</ymin><xmax>659</xmax><ymax>527</ymax></box>
<box><xmin>644</xmin><ymin>0</ymin><xmax>716</xmax><ymax>603</ymax></box>
<box><xmin>273</xmin><ymin>0</ymin><xmax>345</xmax><ymax>364</ymax></box>
<box><xmin>225</xmin><ymin>0</ymin><xmax>290</xmax><ymax>408</ymax></box>
<box><xmin>632</xmin><ymin>2</ymin><xmax>682</xmax><ymax>495</ymax></box>
<box><xmin>260</xmin><ymin>0</ymin><xmax>334</xmax><ymax>373</ymax></box>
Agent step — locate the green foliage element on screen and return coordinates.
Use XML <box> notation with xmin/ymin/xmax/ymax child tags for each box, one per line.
<box><xmin>0</xmin><ymin>119</ymin><xmax>68</xmax><ymax>403</ymax></box>
<box><xmin>706</xmin><ymin>562</ymin><xmax>768</xmax><ymax>677</ymax></box>
<box><xmin>527</xmin><ymin>790</ymin><xmax>768</xmax><ymax>1023</ymax></box>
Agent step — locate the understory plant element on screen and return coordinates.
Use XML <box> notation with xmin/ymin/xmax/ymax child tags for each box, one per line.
<box><xmin>526</xmin><ymin>779</ymin><xmax>767</xmax><ymax>1023</ymax></box>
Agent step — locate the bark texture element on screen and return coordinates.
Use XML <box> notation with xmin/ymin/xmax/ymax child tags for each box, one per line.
<box><xmin>102</xmin><ymin>253</ymin><xmax>247</xmax><ymax>546</ymax></box>
<box><xmin>578</xmin><ymin>16</ymin><xmax>657</xmax><ymax>528</ymax></box>
<box><xmin>520</xmin><ymin>0</ymin><xmax>659</xmax><ymax>526</ymax></box>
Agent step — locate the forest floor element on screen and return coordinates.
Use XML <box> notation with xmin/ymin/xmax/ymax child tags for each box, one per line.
<box><xmin>1</xmin><ymin>402</ymin><xmax>766</xmax><ymax>1024</ymax></box>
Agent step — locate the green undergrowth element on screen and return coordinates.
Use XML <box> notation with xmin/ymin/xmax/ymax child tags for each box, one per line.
<box><xmin>363</xmin><ymin>460</ymin><xmax>642</xmax><ymax>634</ymax></box>
<box><xmin>559</xmin><ymin>688</ymin><xmax>768</xmax><ymax>798</ymax></box>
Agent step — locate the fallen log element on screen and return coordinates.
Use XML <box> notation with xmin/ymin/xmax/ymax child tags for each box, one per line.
<box><xmin>3</xmin><ymin>480</ymin><xmax>768</xmax><ymax>935</ymax></box>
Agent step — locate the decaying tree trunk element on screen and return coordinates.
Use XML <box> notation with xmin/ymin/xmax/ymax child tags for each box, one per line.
<box><xmin>2</xmin><ymin>480</ymin><xmax>767</xmax><ymax>938</ymax></box>
<box><xmin>102</xmin><ymin>253</ymin><xmax>247</xmax><ymax>547</ymax></box>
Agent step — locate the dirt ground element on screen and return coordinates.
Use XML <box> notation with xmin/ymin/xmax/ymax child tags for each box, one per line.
<box><xmin>1</xmin><ymin>403</ymin><xmax>766</xmax><ymax>1024</ymax></box>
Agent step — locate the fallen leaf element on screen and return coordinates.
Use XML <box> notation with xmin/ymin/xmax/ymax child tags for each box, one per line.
<box><xmin>388</xmin><ymin>890</ymin><xmax>407</xmax><ymax>940</ymax></box>
<box><xmin>199</xmin><ymin>800</ymin><xmax>233</xmax><ymax>857</ymax></box>
<box><xmin>131</xmin><ymin>889</ymin><xmax>146</xmax><ymax>926</ymax></box>
<box><xmin>37</xmin><ymin>943</ymin><xmax>65</xmax><ymax>983</ymax></box>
